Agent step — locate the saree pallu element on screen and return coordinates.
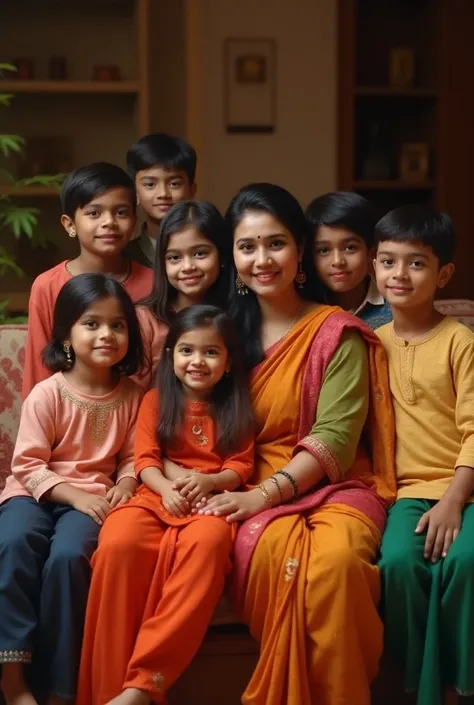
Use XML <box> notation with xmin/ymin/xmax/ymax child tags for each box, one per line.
<box><xmin>233</xmin><ymin>305</ymin><xmax>396</xmax><ymax>705</ymax></box>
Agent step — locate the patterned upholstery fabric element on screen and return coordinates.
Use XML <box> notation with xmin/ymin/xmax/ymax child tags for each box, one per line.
<box><xmin>434</xmin><ymin>299</ymin><xmax>474</xmax><ymax>332</ymax></box>
<box><xmin>0</xmin><ymin>325</ymin><xmax>27</xmax><ymax>490</ymax></box>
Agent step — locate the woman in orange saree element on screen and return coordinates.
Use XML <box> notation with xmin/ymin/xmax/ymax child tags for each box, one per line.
<box><xmin>201</xmin><ymin>183</ymin><xmax>396</xmax><ymax>705</ymax></box>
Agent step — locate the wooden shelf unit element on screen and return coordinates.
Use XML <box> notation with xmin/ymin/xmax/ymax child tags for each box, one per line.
<box><xmin>0</xmin><ymin>186</ymin><xmax>58</xmax><ymax>197</ymax></box>
<box><xmin>338</xmin><ymin>0</ymin><xmax>474</xmax><ymax>299</ymax></box>
<box><xmin>0</xmin><ymin>80</ymin><xmax>141</xmax><ymax>94</ymax></box>
<box><xmin>353</xmin><ymin>180</ymin><xmax>435</xmax><ymax>191</ymax></box>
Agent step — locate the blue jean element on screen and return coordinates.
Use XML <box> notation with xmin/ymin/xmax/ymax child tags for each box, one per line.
<box><xmin>0</xmin><ymin>497</ymin><xmax>99</xmax><ymax>700</ymax></box>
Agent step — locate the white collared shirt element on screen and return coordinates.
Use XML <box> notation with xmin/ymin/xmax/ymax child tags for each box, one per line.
<box><xmin>353</xmin><ymin>276</ymin><xmax>384</xmax><ymax>315</ymax></box>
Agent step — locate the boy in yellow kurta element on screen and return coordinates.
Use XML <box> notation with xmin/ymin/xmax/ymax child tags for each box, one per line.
<box><xmin>374</xmin><ymin>204</ymin><xmax>474</xmax><ymax>705</ymax></box>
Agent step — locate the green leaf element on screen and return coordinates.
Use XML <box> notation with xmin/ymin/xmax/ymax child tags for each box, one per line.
<box><xmin>18</xmin><ymin>174</ymin><xmax>66</xmax><ymax>189</ymax></box>
<box><xmin>0</xmin><ymin>206</ymin><xmax>39</xmax><ymax>238</ymax></box>
<box><xmin>0</xmin><ymin>247</ymin><xmax>23</xmax><ymax>277</ymax></box>
<box><xmin>0</xmin><ymin>63</ymin><xmax>17</xmax><ymax>73</ymax></box>
<box><xmin>0</xmin><ymin>134</ymin><xmax>25</xmax><ymax>157</ymax></box>
<box><xmin>0</xmin><ymin>94</ymin><xmax>14</xmax><ymax>106</ymax></box>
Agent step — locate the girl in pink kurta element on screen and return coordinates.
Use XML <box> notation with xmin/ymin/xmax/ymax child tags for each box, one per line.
<box><xmin>0</xmin><ymin>273</ymin><xmax>144</xmax><ymax>705</ymax></box>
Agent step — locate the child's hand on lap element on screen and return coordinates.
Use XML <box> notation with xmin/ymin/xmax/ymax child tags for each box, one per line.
<box><xmin>72</xmin><ymin>491</ymin><xmax>111</xmax><ymax>526</ymax></box>
<box><xmin>173</xmin><ymin>473</ymin><xmax>215</xmax><ymax>507</ymax></box>
<box><xmin>106</xmin><ymin>483</ymin><xmax>135</xmax><ymax>508</ymax></box>
<box><xmin>415</xmin><ymin>497</ymin><xmax>462</xmax><ymax>562</ymax></box>
<box><xmin>161</xmin><ymin>480</ymin><xmax>191</xmax><ymax>518</ymax></box>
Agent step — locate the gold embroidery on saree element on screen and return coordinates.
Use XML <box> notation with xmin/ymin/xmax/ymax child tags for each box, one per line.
<box><xmin>248</xmin><ymin>521</ymin><xmax>263</xmax><ymax>534</ymax></box>
<box><xmin>284</xmin><ymin>557</ymin><xmax>299</xmax><ymax>581</ymax></box>
<box><xmin>58</xmin><ymin>384</ymin><xmax>125</xmax><ymax>443</ymax></box>
<box><xmin>299</xmin><ymin>435</ymin><xmax>340</xmax><ymax>482</ymax></box>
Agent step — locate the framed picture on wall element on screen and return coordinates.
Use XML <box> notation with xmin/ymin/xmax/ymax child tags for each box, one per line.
<box><xmin>224</xmin><ymin>38</ymin><xmax>276</xmax><ymax>134</ymax></box>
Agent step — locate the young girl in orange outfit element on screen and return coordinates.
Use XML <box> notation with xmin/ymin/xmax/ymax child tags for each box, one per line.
<box><xmin>77</xmin><ymin>305</ymin><xmax>254</xmax><ymax>705</ymax></box>
<box><xmin>135</xmin><ymin>199</ymin><xmax>232</xmax><ymax>389</ymax></box>
<box><xmin>0</xmin><ymin>273</ymin><xmax>144</xmax><ymax>705</ymax></box>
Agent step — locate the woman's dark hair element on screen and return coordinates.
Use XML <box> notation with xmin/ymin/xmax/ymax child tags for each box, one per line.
<box><xmin>42</xmin><ymin>273</ymin><xmax>144</xmax><ymax>376</ymax></box>
<box><xmin>225</xmin><ymin>182</ymin><xmax>319</xmax><ymax>369</ymax></box>
<box><xmin>60</xmin><ymin>162</ymin><xmax>136</xmax><ymax>217</ymax></box>
<box><xmin>126</xmin><ymin>133</ymin><xmax>197</xmax><ymax>184</ymax></box>
<box><xmin>375</xmin><ymin>204</ymin><xmax>456</xmax><ymax>266</ymax></box>
<box><xmin>305</xmin><ymin>191</ymin><xmax>379</xmax><ymax>249</ymax></box>
<box><xmin>140</xmin><ymin>200</ymin><xmax>231</xmax><ymax>326</ymax></box>
<box><xmin>157</xmin><ymin>304</ymin><xmax>253</xmax><ymax>456</ymax></box>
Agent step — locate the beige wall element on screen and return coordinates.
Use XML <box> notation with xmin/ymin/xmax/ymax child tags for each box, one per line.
<box><xmin>188</xmin><ymin>0</ymin><xmax>337</xmax><ymax>212</ymax></box>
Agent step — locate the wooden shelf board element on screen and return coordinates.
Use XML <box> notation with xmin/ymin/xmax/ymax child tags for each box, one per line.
<box><xmin>355</xmin><ymin>86</ymin><xmax>437</xmax><ymax>98</ymax></box>
<box><xmin>0</xmin><ymin>80</ymin><xmax>140</xmax><ymax>94</ymax></box>
<box><xmin>353</xmin><ymin>180</ymin><xmax>436</xmax><ymax>190</ymax></box>
<box><xmin>0</xmin><ymin>186</ymin><xmax>58</xmax><ymax>197</ymax></box>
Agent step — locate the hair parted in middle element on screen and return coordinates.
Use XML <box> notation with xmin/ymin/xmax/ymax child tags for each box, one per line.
<box><xmin>156</xmin><ymin>304</ymin><xmax>253</xmax><ymax>456</ymax></box>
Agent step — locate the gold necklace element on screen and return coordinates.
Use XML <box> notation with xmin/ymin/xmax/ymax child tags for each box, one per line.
<box><xmin>262</xmin><ymin>313</ymin><xmax>299</xmax><ymax>348</ymax></box>
<box><xmin>65</xmin><ymin>260</ymin><xmax>130</xmax><ymax>284</ymax></box>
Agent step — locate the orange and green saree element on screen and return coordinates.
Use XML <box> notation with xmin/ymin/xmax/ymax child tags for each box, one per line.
<box><xmin>233</xmin><ymin>304</ymin><xmax>396</xmax><ymax>705</ymax></box>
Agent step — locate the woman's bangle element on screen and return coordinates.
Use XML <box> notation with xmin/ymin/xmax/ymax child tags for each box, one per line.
<box><xmin>268</xmin><ymin>475</ymin><xmax>283</xmax><ymax>504</ymax></box>
<box><xmin>258</xmin><ymin>482</ymin><xmax>273</xmax><ymax>508</ymax></box>
<box><xmin>277</xmin><ymin>469</ymin><xmax>299</xmax><ymax>499</ymax></box>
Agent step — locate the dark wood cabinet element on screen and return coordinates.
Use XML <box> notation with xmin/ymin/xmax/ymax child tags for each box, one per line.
<box><xmin>338</xmin><ymin>0</ymin><xmax>474</xmax><ymax>298</ymax></box>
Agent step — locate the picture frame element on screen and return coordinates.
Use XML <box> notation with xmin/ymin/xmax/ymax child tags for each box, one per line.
<box><xmin>224</xmin><ymin>38</ymin><xmax>276</xmax><ymax>134</ymax></box>
<box><xmin>399</xmin><ymin>142</ymin><xmax>430</xmax><ymax>182</ymax></box>
<box><xmin>389</xmin><ymin>47</ymin><xmax>415</xmax><ymax>89</ymax></box>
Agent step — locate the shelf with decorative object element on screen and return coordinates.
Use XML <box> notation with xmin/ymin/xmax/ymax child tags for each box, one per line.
<box><xmin>338</xmin><ymin>0</ymin><xmax>474</xmax><ymax>299</ymax></box>
<box><xmin>0</xmin><ymin>80</ymin><xmax>141</xmax><ymax>94</ymax></box>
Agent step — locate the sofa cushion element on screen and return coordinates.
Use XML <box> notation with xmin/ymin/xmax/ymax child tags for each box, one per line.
<box><xmin>0</xmin><ymin>325</ymin><xmax>27</xmax><ymax>490</ymax></box>
<box><xmin>435</xmin><ymin>298</ymin><xmax>474</xmax><ymax>332</ymax></box>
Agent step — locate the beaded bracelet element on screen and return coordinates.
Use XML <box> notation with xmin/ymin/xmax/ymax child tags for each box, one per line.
<box><xmin>258</xmin><ymin>482</ymin><xmax>273</xmax><ymax>508</ymax></box>
<box><xmin>268</xmin><ymin>475</ymin><xmax>283</xmax><ymax>504</ymax></box>
<box><xmin>277</xmin><ymin>469</ymin><xmax>299</xmax><ymax>499</ymax></box>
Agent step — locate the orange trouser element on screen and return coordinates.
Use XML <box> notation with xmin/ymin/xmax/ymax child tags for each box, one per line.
<box><xmin>76</xmin><ymin>505</ymin><xmax>233</xmax><ymax>705</ymax></box>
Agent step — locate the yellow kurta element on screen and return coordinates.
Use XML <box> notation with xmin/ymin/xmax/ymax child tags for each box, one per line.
<box><xmin>377</xmin><ymin>316</ymin><xmax>474</xmax><ymax>500</ymax></box>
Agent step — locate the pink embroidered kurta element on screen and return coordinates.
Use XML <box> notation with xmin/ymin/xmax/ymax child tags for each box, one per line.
<box><xmin>0</xmin><ymin>373</ymin><xmax>143</xmax><ymax>505</ymax></box>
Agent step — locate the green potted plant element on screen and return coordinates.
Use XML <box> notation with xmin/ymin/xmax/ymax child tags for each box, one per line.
<box><xmin>0</xmin><ymin>63</ymin><xmax>65</xmax><ymax>323</ymax></box>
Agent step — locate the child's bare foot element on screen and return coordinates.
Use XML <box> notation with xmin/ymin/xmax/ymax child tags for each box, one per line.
<box><xmin>106</xmin><ymin>688</ymin><xmax>150</xmax><ymax>705</ymax></box>
<box><xmin>1</xmin><ymin>664</ymin><xmax>38</xmax><ymax>705</ymax></box>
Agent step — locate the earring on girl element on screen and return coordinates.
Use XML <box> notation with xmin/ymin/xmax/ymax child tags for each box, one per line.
<box><xmin>236</xmin><ymin>274</ymin><xmax>249</xmax><ymax>296</ymax></box>
<box><xmin>68</xmin><ymin>228</ymin><xmax>76</xmax><ymax>238</ymax></box>
<box><xmin>295</xmin><ymin>262</ymin><xmax>307</xmax><ymax>289</ymax></box>
<box><xmin>63</xmin><ymin>343</ymin><xmax>73</xmax><ymax>368</ymax></box>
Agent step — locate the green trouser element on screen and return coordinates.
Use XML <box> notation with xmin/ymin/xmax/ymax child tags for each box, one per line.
<box><xmin>379</xmin><ymin>499</ymin><xmax>474</xmax><ymax>705</ymax></box>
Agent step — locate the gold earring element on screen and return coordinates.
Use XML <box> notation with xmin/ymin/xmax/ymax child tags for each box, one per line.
<box><xmin>235</xmin><ymin>274</ymin><xmax>249</xmax><ymax>296</ymax></box>
<box><xmin>63</xmin><ymin>343</ymin><xmax>73</xmax><ymax>367</ymax></box>
<box><xmin>295</xmin><ymin>262</ymin><xmax>307</xmax><ymax>289</ymax></box>
<box><xmin>68</xmin><ymin>228</ymin><xmax>76</xmax><ymax>238</ymax></box>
